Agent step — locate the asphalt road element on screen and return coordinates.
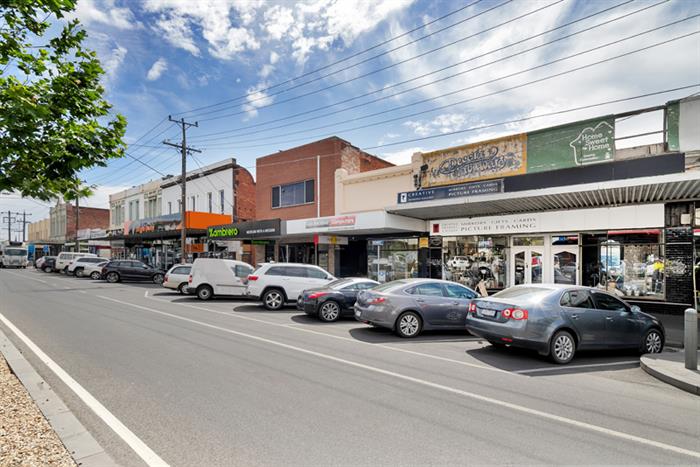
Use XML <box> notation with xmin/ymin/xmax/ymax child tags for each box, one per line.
<box><xmin>1</xmin><ymin>268</ymin><xmax>698</xmax><ymax>466</ymax></box>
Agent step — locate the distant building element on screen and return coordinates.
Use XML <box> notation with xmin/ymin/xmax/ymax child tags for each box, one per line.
<box><xmin>48</xmin><ymin>200</ymin><xmax>110</xmax><ymax>251</ymax></box>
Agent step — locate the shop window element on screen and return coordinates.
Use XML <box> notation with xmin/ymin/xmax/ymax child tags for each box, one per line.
<box><xmin>367</xmin><ymin>238</ymin><xmax>419</xmax><ymax>283</ymax></box>
<box><xmin>272</xmin><ymin>180</ymin><xmax>314</xmax><ymax>208</ymax></box>
<box><xmin>441</xmin><ymin>236</ymin><xmax>507</xmax><ymax>290</ymax></box>
<box><xmin>581</xmin><ymin>231</ymin><xmax>664</xmax><ymax>299</ymax></box>
<box><xmin>512</xmin><ymin>236</ymin><xmax>544</xmax><ymax>246</ymax></box>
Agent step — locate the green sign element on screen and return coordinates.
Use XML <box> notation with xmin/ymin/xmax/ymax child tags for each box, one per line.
<box><xmin>527</xmin><ymin>117</ymin><xmax>615</xmax><ymax>173</ymax></box>
<box><xmin>208</xmin><ymin>226</ymin><xmax>239</xmax><ymax>238</ymax></box>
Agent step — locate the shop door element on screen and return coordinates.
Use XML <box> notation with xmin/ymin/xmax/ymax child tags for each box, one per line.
<box><xmin>552</xmin><ymin>246</ymin><xmax>579</xmax><ymax>285</ymax></box>
<box><xmin>511</xmin><ymin>247</ymin><xmax>544</xmax><ymax>285</ymax></box>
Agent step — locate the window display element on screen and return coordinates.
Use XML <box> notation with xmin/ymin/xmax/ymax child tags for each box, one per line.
<box><xmin>441</xmin><ymin>236</ymin><xmax>507</xmax><ymax>290</ymax></box>
<box><xmin>582</xmin><ymin>230</ymin><xmax>664</xmax><ymax>299</ymax></box>
<box><xmin>367</xmin><ymin>238</ymin><xmax>419</xmax><ymax>283</ymax></box>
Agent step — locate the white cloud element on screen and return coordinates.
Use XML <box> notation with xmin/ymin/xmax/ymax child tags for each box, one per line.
<box><xmin>403</xmin><ymin>113</ymin><xmax>476</xmax><ymax>137</ymax></box>
<box><xmin>269</xmin><ymin>51</ymin><xmax>280</xmax><ymax>65</ymax></box>
<box><xmin>242</xmin><ymin>83</ymin><xmax>274</xmax><ymax>118</ymax></box>
<box><xmin>264</xmin><ymin>5</ymin><xmax>294</xmax><ymax>40</ymax></box>
<box><xmin>153</xmin><ymin>14</ymin><xmax>200</xmax><ymax>56</ymax></box>
<box><xmin>378</xmin><ymin>146</ymin><xmax>423</xmax><ymax>165</ymax></box>
<box><xmin>102</xmin><ymin>44</ymin><xmax>127</xmax><ymax>81</ymax></box>
<box><xmin>70</xmin><ymin>0</ymin><xmax>138</xmax><ymax>30</ymax></box>
<box><xmin>146</xmin><ymin>58</ymin><xmax>168</xmax><ymax>81</ymax></box>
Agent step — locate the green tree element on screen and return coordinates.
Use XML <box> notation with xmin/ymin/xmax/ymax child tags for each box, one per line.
<box><xmin>0</xmin><ymin>0</ymin><xmax>126</xmax><ymax>200</ymax></box>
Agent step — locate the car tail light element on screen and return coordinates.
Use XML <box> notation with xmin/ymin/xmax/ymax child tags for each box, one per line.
<box><xmin>248</xmin><ymin>275</ymin><xmax>258</xmax><ymax>281</ymax></box>
<box><xmin>368</xmin><ymin>297</ymin><xmax>386</xmax><ymax>305</ymax></box>
<box><xmin>502</xmin><ymin>308</ymin><xmax>528</xmax><ymax>320</ymax></box>
<box><xmin>468</xmin><ymin>303</ymin><xmax>477</xmax><ymax>314</ymax></box>
<box><xmin>308</xmin><ymin>292</ymin><xmax>327</xmax><ymax>299</ymax></box>
<box><xmin>164</xmin><ymin>274</ymin><xmax>169</xmax><ymax>282</ymax></box>
<box><xmin>188</xmin><ymin>274</ymin><xmax>192</xmax><ymax>284</ymax></box>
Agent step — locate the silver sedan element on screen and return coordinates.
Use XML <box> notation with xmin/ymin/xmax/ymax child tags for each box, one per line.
<box><xmin>465</xmin><ymin>284</ymin><xmax>665</xmax><ymax>364</ymax></box>
<box><xmin>354</xmin><ymin>279</ymin><xmax>479</xmax><ymax>338</ymax></box>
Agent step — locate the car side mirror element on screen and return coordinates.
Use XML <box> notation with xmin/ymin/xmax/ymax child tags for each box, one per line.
<box><xmin>630</xmin><ymin>305</ymin><xmax>641</xmax><ymax>313</ymax></box>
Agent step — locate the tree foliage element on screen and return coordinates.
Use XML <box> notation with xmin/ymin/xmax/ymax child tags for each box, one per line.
<box><xmin>0</xmin><ymin>0</ymin><xmax>127</xmax><ymax>200</ymax></box>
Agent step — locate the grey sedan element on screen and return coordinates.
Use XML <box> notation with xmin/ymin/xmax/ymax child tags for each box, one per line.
<box><xmin>465</xmin><ymin>284</ymin><xmax>665</xmax><ymax>364</ymax></box>
<box><xmin>354</xmin><ymin>279</ymin><xmax>478</xmax><ymax>338</ymax></box>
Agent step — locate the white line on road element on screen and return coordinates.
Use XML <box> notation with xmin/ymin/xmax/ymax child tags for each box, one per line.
<box><xmin>144</xmin><ymin>292</ymin><xmax>506</xmax><ymax>374</ymax></box>
<box><xmin>98</xmin><ymin>294</ymin><xmax>700</xmax><ymax>460</ymax></box>
<box><xmin>2</xmin><ymin>269</ymin><xmax>48</xmax><ymax>284</ymax></box>
<box><xmin>516</xmin><ymin>360</ymin><xmax>641</xmax><ymax>374</ymax></box>
<box><xmin>0</xmin><ymin>312</ymin><xmax>170</xmax><ymax>467</ymax></box>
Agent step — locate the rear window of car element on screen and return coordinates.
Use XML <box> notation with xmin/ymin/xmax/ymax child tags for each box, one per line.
<box><xmin>329</xmin><ymin>279</ymin><xmax>353</xmax><ymax>289</ymax></box>
<box><xmin>233</xmin><ymin>265</ymin><xmax>253</xmax><ymax>278</ymax></box>
<box><xmin>492</xmin><ymin>287</ymin><xmax>554</xmax><ymax>300</ymax></box>
<box><xmin>265</xmin><ymin>266</ymin><xmax>286</xmax><ymax>276</ymax></box>
<box><xmin>305</xmin><ymin>267</ymin><xmax>328</xmax><ymax>279</ymax></box>
<box><xmin>171</xmin><ymin>266</ymin><xmax>191</xmax><ymax>275</ymax></box>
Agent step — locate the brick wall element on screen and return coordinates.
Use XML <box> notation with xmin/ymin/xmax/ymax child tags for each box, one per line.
<box><xmin>234</xmin><ymin>167</ymin><xmax>256</xmax><ymax>222</ymax></box>
<box><xmin>255</xmin><ymin>137</ymin><xmax>392</xmax><ymax>220</ymax></box>
<box><xmin>65</xmin><ymin>205</ymin><xmax>109</xmax><ymax>239</ymax></box>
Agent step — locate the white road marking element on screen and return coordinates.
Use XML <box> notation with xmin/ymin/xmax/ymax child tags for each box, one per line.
<box><xmin>516</xmin><ymin>360</ymin><xmax>641</xmax><ymax>374</ymax></box>
<box><xmin>2</xmin><ymin>270</ymin><xmax>48</xmax><ymax>284</ymax></box>
<box><xmin>0</xmin><ymin>312</ymin><xmax>170</xmax><ymax>467</ymax></box>
<box><xmin>145</xmin><ymin>294</ymin><xmax>505</xmax><ymax>374</ymax></box>
<box><xmin>96</xmin><ymin>294</ymin><xmax>700</xmax><ymax>460</ymax></box>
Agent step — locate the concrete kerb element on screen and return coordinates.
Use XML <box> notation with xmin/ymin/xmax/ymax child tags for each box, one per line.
<box><xmin>0</xmin><ymin>327</ymin><xmax>118</xmax><ymax>467</ymax></box>
<box><xmin>641</xmin><ymin>351</ymin><xmax>700</xmax><ymax>396</ymax></box>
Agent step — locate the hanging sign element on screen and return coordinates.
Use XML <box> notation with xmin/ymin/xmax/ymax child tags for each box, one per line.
<box><xmin>416</xmin><ymin>134</ymin><xmax>526</xmax><ymax>188</ymax></box>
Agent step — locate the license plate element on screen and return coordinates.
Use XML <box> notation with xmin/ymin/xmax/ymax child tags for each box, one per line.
<box><xmin>480</xmin><ymin>308</ymin><xmax>496</xmax><ymax>317</ymax></box>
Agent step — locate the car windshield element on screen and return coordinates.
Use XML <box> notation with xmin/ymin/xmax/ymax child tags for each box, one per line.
<box><xmin>328</xmin><ymin>279</ymin><xmax>353</xmax><ymax>289</ymax></box>
<box><xmin>373</xmin><ymin>280</ymin><xmax>410</xmax><ymax>292</ymax></box>
<box><xmin>4</xmin><ymin>249</ymin><xmax>26</xmax><ymax>256</ymax></box>
<box><xmin>492</xmin><ymin>287</ymin><xmax>554</xmax><ymax>300</ymax></box>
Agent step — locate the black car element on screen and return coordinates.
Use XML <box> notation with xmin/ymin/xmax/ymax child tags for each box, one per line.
<box><xmin>298</xmin><ymin>278</ymin><xmax>379</xmax><ymax>322</ymax></box>
<box><xmin>41</xmin><ymin>256</ymin><xmax>57</xmax><ymax>273</ymax></box>
<box><xmin>101</xmin><ymin>260</ymin><xmax>165</xmax><ymax>284</ymax></box>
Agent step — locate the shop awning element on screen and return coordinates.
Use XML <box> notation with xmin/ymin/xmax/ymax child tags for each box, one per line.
<box><xmin>386</xmin><ymin>171</ymin><xmax>700</xmax><ymax>220</ymax></box>
<box><xmin>285</xmin><ymin>211</ymin><xmax>427</xmax><ymax>237</ymax></box>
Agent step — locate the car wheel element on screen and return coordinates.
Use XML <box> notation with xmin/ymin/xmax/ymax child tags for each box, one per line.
<box><xmin>641</xmin><ymin>328</ymin><xmax>664</xmax><ymax>354</ymax></box>
<box><xmin>75</xmin><ymin>268</ymin><xmax>84</xmax><ymax>278</ymax></box>
<box><xmin>61</xmin><ymin>266</ymin><xmax>68</xmax><ymax>275</ymax></box>
<box><xmin>153</xmin><ymin>273</ymin><xmax>164</xmax><ymax>285</ymax></box>
<box><xmin>106</xmin><ymin>272</ymin><xmax>120</xmax><ymax>283</ymax></box>
<box><xmin>395</xmin><ymin>311</ymin><xmax>422</xmax><ymax>338</ymax></box>
<box><xmin>90</xmin><ymin>271</ymin><xmax>101</xmax><ymax>280</ymax></box>
<box><xmin>42</xmin><ymin>266</ymin><xmax>52</xmax><ymax>273</ymax></box>
<box><xmin>318</xmin><ymin>301</ymin><xmax>341</xmax><ymax>322</ymax></box>
<box><xmin>263</xmin><ymin>289</ymin><xmax>285</xmax><ymax>310</ymax></box>
<box><xmin>178</xmin><ymin>283</ymin><xmax>188</xmax><ymax>294</ymax></box>
<box><xmin>550</xmin><ymin>330</ymin><xmax>575</xmax><ymax>364</ymax></box>
<box><xmin>197</xmin><ymin>285</ymin><xmax>213</xmax><ymax>301</ymax></box>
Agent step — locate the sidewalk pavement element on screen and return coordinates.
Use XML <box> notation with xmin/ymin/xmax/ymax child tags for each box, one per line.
<box><xmin>641</xmin><ymin>351</ymin><xmax>700</xmax><ymax>395</ymax></box>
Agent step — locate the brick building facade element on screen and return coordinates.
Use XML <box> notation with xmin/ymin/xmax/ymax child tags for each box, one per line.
<box><xmin>49</xmin><ymin>200</ymin><xmax>110</xmax><ymax>243</ymax></box>
<box><xmin>233</xmin><ymin>167</ymin><xmax>256</xmax><ymax>222</ymax></box>
<box><xmin>255</xmin><ymin>137</ymin><xmax>393</xmax><ymax>221</ymax></box>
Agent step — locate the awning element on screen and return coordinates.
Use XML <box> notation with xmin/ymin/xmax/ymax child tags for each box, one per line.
<box><xmin>285</xmin><ymin>211</ymin><xmax>427</xmax><ymax>237</ymax></box>
<box><xmin>386</xmin><ymin>171</ymin><xmax>700</xmax><ymax>220</ymax></box>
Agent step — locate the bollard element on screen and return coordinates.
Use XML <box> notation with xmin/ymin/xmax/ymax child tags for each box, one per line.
<box><xmin>685</xmin><ymin>308</ymin><xmax>698</xmax><ymax>370</ymax></box>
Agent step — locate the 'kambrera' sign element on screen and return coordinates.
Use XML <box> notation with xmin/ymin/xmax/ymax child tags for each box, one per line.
<box><xmin>207</xmin><ymin>219</ymin><xmax>281</xmax><ymax>239</ymax></box>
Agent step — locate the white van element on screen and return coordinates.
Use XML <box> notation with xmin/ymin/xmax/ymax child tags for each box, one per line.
<box><xmin>56</xmin><ymin>252</ymin><xmax>97</xmax><ymax>274</ymax></box>
<box><xmin>188</xmin><ymin>258</ymin><xmax>255</xmax><ymax>300</ymax></box>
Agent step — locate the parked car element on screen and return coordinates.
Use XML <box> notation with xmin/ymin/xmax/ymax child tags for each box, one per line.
<box><xmin>101</xmin><ymin>260</ymin><xmax>165</xmax><ymax>284</ymax></box>
<box><xmin>40</xmin><ymin>256</ymin><xmax>57</xmax><ymax>273</ymax></box>
<box><xmin>68</xmin><ymin>256</ymin><xmax>109</xmax><ymax>277</ymax></box>
<box><xmin>83</xmin><ymin>260</ymin><xmax>109</xmax><ymax>280</ymax></box>
<box><xmin>56</xmin><ymin>252</ymin><xmax>97</xmax><ymax>274</ymax></box>
<box><xmin>465</xmin><ymin>284</ymin><xmax>665</xmax><ymax>364</ymax></box>
<box><xmin>354</xmin><ymin>278</ymin><xmax>479</xmax><ymax>338</ymax></box>
<box><xmin>297</xmin><ymin>278</ymin><xmax>379</xmax><ymax>322</ymax></box>
<box><xmin>188</xmin><ymin>258</ymin><xmax>254</xmax><ymax>300</ymax></box>
<box><xmin>35</xmin><ymin>255</ymin><xmax>48</xmax><ymax>269</ymax></box>
<box><xmin>163</xmin><ymin>263</ymin><xmax>193</xmax><ymax>294</ymax></box>
<box><xmin>246</xmin><ymin>263</ymin><xmax>336</xmax><ymax>310</ymax></box>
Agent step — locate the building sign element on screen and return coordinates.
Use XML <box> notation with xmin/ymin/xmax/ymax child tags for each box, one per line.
<box><xmin>313</xmin><ymin>234</ymin><xmax>349</xmax><ymax>245</ymax></box>
<box><xmin>304</xmin><ymin>215</ymin><xmax>356</xmax><ymax>229</ymax></box>
<box><xmin>527</xmin><ymin>117</ymin><xmax>615</xmax><ymax>173</ymax></box>
<box><xmin>397</xmin><ymin>179</ymin><xmax>503</xmax><ymax>204</ymax></box>
<box><xmin>416</xmin><ymin>134</ymin><xmax>526</xmax><ymax>188</ymax></box>
<box><xmin>433</xmin><ymin>215</ymin><xmax>541</xmax><ymax>236</ymax></box>
<box><xmin>207</xmin><ymin>219</ymin><xmax>281</xmax><ymax>239</ymax></box>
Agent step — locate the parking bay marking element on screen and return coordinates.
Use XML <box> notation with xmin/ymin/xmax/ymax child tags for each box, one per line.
<box><xmin>101</xmin><ymin>294</ymin><xmax>700</xmax><ymax>460</ymax></box>
<box><xmin>0</xmin><ymin>311</ymin><xmax>170</xmax><ymax>467</ymax></box>
<box><xmin>143</xmin><ymin>291</ymin><xmax>506</xmax><ymax>375</ymax></box>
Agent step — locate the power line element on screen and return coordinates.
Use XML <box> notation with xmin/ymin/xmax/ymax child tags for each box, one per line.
<box><xmin>174</xmin><ymin>0</ymin><xmax>489</xmax><ymax>117</ymax></box>
<box><xmin>192</xmin><ymin>0</ymin><xmax>562</xmax><ymax>121</ymax></box>
<box><xmin>196</xmin><ymin>23</ymin><xmax>700</xmax><ymax>150</ymax></box>
<box><xmin>190</xmin><ymin>0</ymin><xmax>662</xmax><ymax>144</ymax></box>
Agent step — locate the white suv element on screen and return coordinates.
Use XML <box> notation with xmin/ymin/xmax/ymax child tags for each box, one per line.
<box><xmin>246</xmin><ymin>263</ymin><xmax>335</xmax><ymax>310</ymax></box>
<box><xmin>68</xmin><ymin>256</ymin><xmax>108</xmax><ymax>277</ymax></box>
<box><xmin>57</xmin><ymin>252</ymin><xmax>97</xmax><ymax>274</ymax></box>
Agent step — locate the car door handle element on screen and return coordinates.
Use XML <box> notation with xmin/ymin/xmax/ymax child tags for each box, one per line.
<box><xmin>415</xmin><ymin>298</ymin><xmax>425</xmax><ymax>303</ymax></box>
<box><xmin>605</xmin><ymin>317</ymin><xmax>614</xmax><ymax>321</ymax></box>
<box><xmin>570</xmin><ymin>314</ymin><xmax>579</xmax><ymax>320</ymax></box>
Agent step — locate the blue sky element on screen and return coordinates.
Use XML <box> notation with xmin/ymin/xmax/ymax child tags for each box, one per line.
<box><xmin>1</xmin><ymin>0</ymin><xmax>699</xmax><ymax>232</ymax></box>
